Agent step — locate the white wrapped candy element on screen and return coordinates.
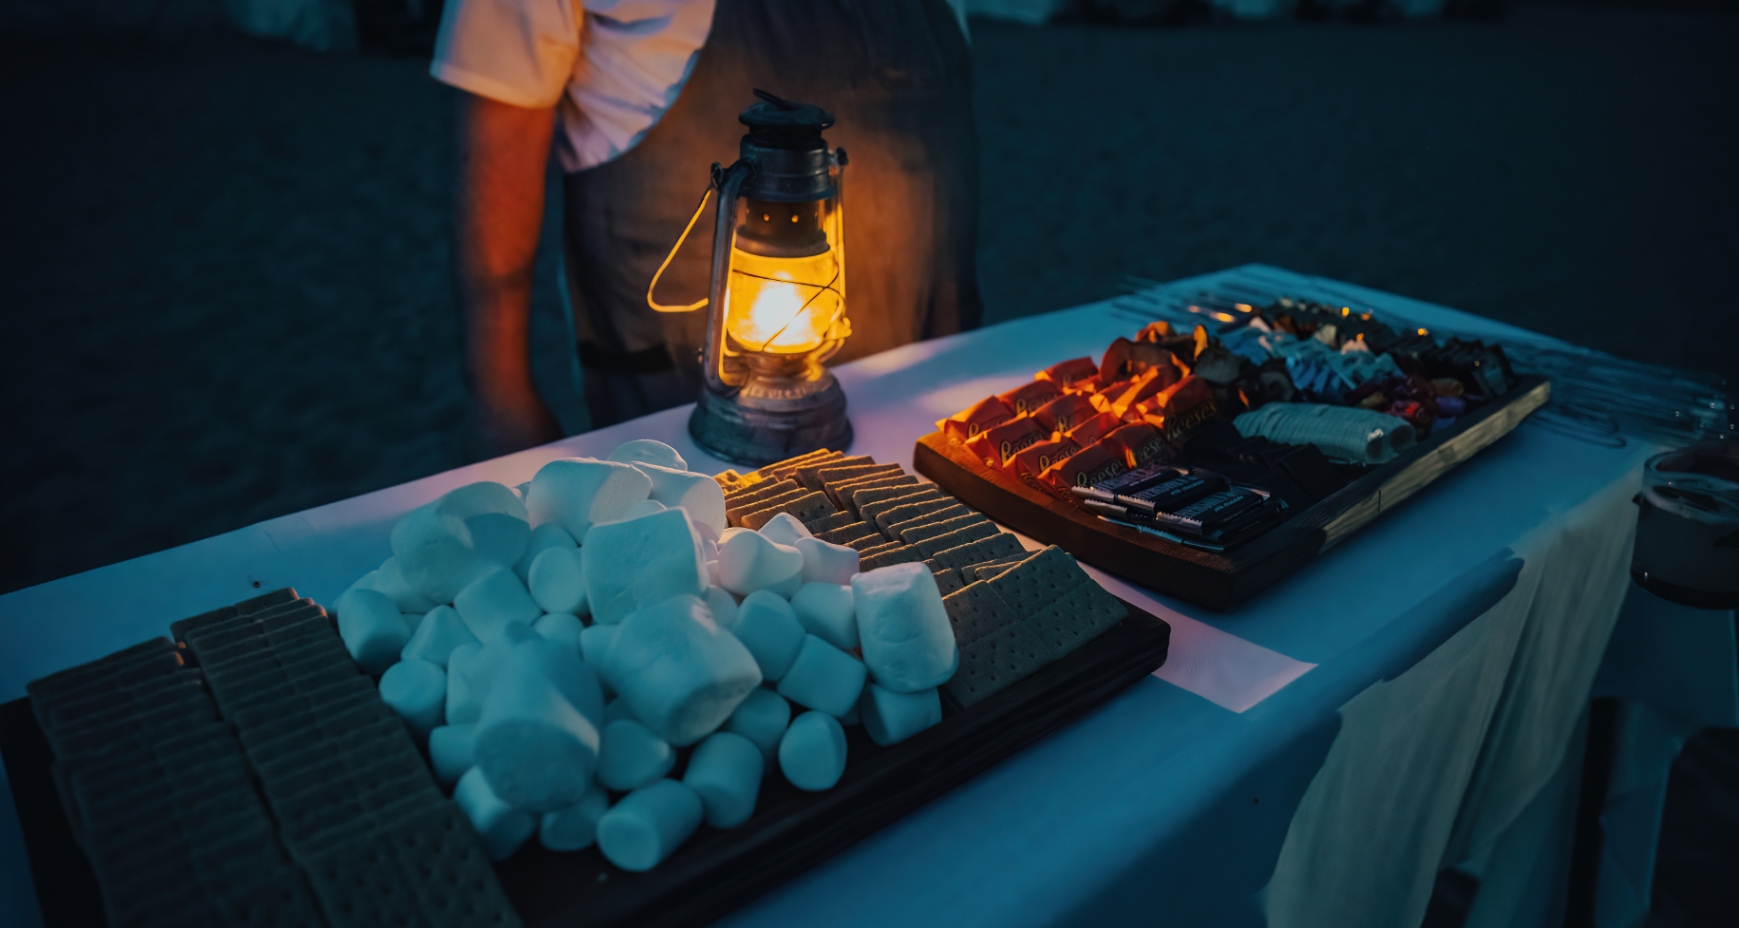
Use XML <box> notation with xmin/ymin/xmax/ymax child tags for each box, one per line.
<box><xmin>515</xmin><ymin>522</ymin><xmax>577</xmax><ymax>583</ymax></box>
<box><xmin>391</xmin><ymin>482</ymin><xmax>530</xmax><ymax>604</ymax></box>
<box><xmin>528</xmin><ymin>546</ymin><xmax>587</xmax><ymax>615</ymax></box>
<box><xmin>455</xmin><ymin>567</ymin><xmax>543</xmax><ymax>645</ymax></box>
<box><xmin>723</xmin><ymin>591</ymin><xmax>805</xmax><ymax>681</ymax></box>
<box><xmin>634</xmin><ymin>462</ymin><xmax>727</xmax><ymax>537</ymax></box>
<box><xmin>533</xmin><ymin>612</ymin><xmax>584</xmax><ymax>652</ymax></box>
<box><xmin>401</xmin><ymin>604</ymin><xmax>478</xmax><ymax>668</ymax></box>
<box><xmin>540</xmin><ymin>784</ymin><xmax>611</xmax><ymax>852</ymax></box>
<box><xmin>724</xmin><ymin>688</ymin><xmax>791</xmax><ymax>762</ymax></box>
<box><xmin>788</xmin><ymin>583</ymin><xmax>856</xmax><ymax>651</ymax></box>
<box><xmin>683</xmin><ymin>732</ymin><xmax>763</xmax><ymax>829</ymax></box>
<box><xmin>597</xmin><ymin>719</ymin><xmax>676</xmax><ymax>792</ymax></box>
<box><xmin>851</xmin><ymin>563</ymin><xmax>958</xmax><ymax>694</ymax></box>
<box><xmin>603</xmin><ymin>594</ymin><xmax>762</xmax><ymax>746</ymax></box>
<box><xmin>372</xmin><ymin>556</ymin><xmax>438</xmax><ymax>614</ymax></box>
<box><xmin>795</xmin><ymin>537</ymin><xmax>859</xmax><ymax>586</ymax></box>
<box><xmin>859</xmin><ymin>684</ymin><xmax>942</xmax><ymax>747</ymax></box>
<box><xmin>525</xmin><ymin>458</ymin><xmax>651</xmax><ymax>540</ymax></box>
<box><xmin>335</xmin><ymin>588</ymin><xmax>411</xmax><ymax>675</ymax></box>
<box><xmin>756</xmin><ymin>512</ymin><xmax>812</xmax><ymax>548</ymax></box>
<box><xmin>716</xmin><ymin>530</ymin><xmax>803</xmax><ymax>599</ymax></box>
<box><xmin>607</xmin><ymin>439</ymin><xmax>687</xmax><ymax>472</ymax></box>
<box><xmin>378</xmin><ymin>658</ymin><xmax>446</xmax><ymax>738</ymax></box>
<box><xmin>779</xmin><ymin>712</ymin><xmax>847</xmax><ymax>791</ymax></box>
<box><xmin>473</xmin><ymin>642</ymin><xmax>603</xmax><ymax>811</ymax></box>
<box><xmin>428</xmin><ymin>723</ymin><xmax>476</xmax><ymax>786</ymax></box>
<box><xmin>775</xmin><ymin>636</ymin><xmax>866</xmax><ymax>718</ymax></box>
<box><xmin>596</xmin><ymin>779</ymin><xmax>703</xmax><ymax>872</ymax></box>
<box><xmin>582</xmin><ymin>509</ymin><xmax>707</xmax><ymax>625</ymax></box>
<box><xmin>456</xmin><ymin>767</ymin><xmax>537</xmax><ymax>861</ymax></box>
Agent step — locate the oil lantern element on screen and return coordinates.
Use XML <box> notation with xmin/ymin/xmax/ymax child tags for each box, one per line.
<box><xmin>647</xmin><ymin>90</ymin><xmax>853</xmax><ymax>466</ymax></box>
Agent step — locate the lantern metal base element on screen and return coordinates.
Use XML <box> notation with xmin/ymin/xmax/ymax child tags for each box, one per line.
<box><xmin>688</xmin><ymin>372</ymin><xmax>853</xmax><ymax>467</ymax></box>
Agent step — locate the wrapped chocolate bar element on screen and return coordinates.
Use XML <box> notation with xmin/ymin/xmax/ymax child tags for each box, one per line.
<box><xmin>1070</xmin><ymin>461</ymin><xmax>1186</xmax><ymax>503</ymax></box>
<box><xmin>937</xmin><ymin>396</ymin><xmax>1014</xmax><ymax>446</ymax></box>
<box><xmin>1038</xmin><ymin>442</ymin><xmax>1128</xmax><ymax>501</ymax></box>
<box><xmin>1101</xmin><ymin>422</ymin><xmax>1171</xmax><ymax>470</ymax></box>
<box><xmin>1097</xmin><ymin>337</ymin><xmax>1187</xmax><ymax>385</ymax></box>
<box><xmin>1104</xmin><ymin>366</ymin><xmax>1183</xmax><ymax>418</ymax></box>
<box><xmin>1035</xmin><ymin>357</ymin><xmax>1098</xmax><ymax>390</ymax></box>
<box><xmin>1064</xmin><ymin>411</ymin><xmax>1121</xmax><ymax>451</ymax></box>
<box><xmin>965</xmin><ymin>417</ymin><xmax>1048</xmax><ymax>470</ymax></box>
<box><xmin>1134</xmin><ymin>321</ymin><xmax>1171</xmax><ymax>343</ymax></box>
<box><xmin>998</xmin><ymin>380</ymin><xmax>1063</xmax><ymax>418</ymax></box>
<box><xmin>1134</xmin><ymin>376</ymin><xmax>1219</xmax><ymax>443</ymax></box>
<box><xmin>1116</xmin><ymin>471</ymin><xmax>1227</xmax><ymax>515</ymax></box>
<box><xmin>1030</xmin><ymin>393</ymin><xmax>1098</xmax><ymax>437</ymax></box>
<box><xmin>1010</xmin><ymin>438</ymin><xmax>1082</xmax><ymax>492</ymax></box>
<box><xmin>1151</xmin><ymin>488</ymin><xmax>1274</xmax><ymax>538</ymax></box>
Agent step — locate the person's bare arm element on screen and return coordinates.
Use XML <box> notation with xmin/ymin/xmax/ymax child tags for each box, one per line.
<box><xmin>454</xmin><ymin>90</ymin><xmax>562</xmax><ymax>454</ymax></box>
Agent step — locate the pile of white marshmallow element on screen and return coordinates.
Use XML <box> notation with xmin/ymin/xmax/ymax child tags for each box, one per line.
<box><xmin>333</xmin><ymin>440</ymin><xmax>958</xmax><ymax>871</ymax></box>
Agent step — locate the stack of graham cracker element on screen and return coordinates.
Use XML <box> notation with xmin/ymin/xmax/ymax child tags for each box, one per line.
<box><xmin>718</xmin><ymin>451</ymin><xmax>1130</xmax><ymax>709</ymax></box>
<box><xmin>27</xmin><ymin>589</ymin><xmax>521</xmax><ymax>928</ymax></box>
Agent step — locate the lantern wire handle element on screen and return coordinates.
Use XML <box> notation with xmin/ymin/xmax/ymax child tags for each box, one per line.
<box><xmin>646</xmin><ymin>185</ymin><xmax>715</xmax><ymax>313</ymax></box>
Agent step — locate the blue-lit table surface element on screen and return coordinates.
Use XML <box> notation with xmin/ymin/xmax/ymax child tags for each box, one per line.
<box><xmin>3</xmin><ymin>266</ymin><xmax>1728</xmax><ymax>928</ymax></box>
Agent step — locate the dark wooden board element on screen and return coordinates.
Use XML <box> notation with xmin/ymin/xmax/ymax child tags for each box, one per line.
<box><xmin>915</xmin><ymin>375</ymin><xmax>1551</xmax><ymax>611</ymax></box>
<box><xmin>2</xmin><ymin>600</ymin><xmax>1172</xmax><ymax>928</ymax></box>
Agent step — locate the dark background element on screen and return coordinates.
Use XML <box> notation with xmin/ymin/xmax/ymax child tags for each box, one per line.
<box><xmin>0</xmin><ymin>3</ymin><xmax>1736</xmax><ymax>925</ymax></box>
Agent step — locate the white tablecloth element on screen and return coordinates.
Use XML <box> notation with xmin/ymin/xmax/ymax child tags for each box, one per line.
<box><xmin>0</xmin><ymin>265</ymin><xmax>1708</xmax><ymax>927</ymax></box>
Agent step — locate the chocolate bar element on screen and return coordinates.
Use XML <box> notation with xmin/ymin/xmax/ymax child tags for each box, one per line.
<box><xmin>1150</xmin><ymin>487</ymin><xmax>1268</xmax><ymax>535</ymax></box>
<box><xmin>1118</xmin><ymin>472</ymin><xmax>1228</xmax><ymax>514</ymax></box>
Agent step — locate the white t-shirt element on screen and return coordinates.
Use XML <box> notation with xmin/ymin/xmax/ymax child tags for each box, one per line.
<box><xmin>431</xmin><ymin>0</ymin><xmax>968</xmax><ymax>173</ymax></box>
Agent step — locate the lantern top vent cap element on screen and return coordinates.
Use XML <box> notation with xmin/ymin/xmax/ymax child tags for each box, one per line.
<box><xmin>740</xmin><ymin>89</ymin><xmax>834</xmax><ymax>142</ymax></box>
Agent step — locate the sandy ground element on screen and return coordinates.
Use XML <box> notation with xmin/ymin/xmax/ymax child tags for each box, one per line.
<box><xmin>3</xmin><ymin>4</ymin><xmax>1736</xmax><ymax>597</ymax></box>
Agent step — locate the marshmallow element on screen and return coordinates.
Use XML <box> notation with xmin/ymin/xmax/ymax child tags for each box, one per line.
<box><xmin>582</xmin><ymin>509</ymin><xmax>707</xmax><ymax>625</ymax></box>
<box><xmin>724</xmin><ymin>688</ymin><xmax>791</xmax><ymax>763</ymax></box>
<box><xmin>525</xmin><ymin>458</ymin><xmax>651</xmax><ymax>540</ymax></box>
<box><xmin>597</xmin><ymin>719</ymin><xmax>676</xmax><ymax>792</ymax></box>
<box><xmin>716</xmin><ymin>531</ymin><xmax>804</xmax><ymax>599</ymax></box>
<box><xmin>703</xmin><ymin>587</ymin><xmax>739</xmax><ymax>631</ymax></box>
<box><xmin>726</xmin><ymin>591</ymin><xmax>806</xmax><ymax>681</ymax></box>
<box><xmin>634</xmin><ymin>462</ymin><xmax>727</xmax><ymax>537</ymax></box>
<box><xmin>401</xmin><ymin>604</ymin><xmax>478</xmax><ymax>668</ymax></box>
<box><xmin>839</xmin><ymin>699</ymin><xmax>860</xmax><ymax>726</ymax></box>
<box><xmin>795</xmin><ymin>536</ymin><xmax>860</xmax><ymax>586</ymax></box>
<box><xmin>540</xmin><ymin>784</ymin><xmax>611</xmax><ymax>852</ymax></box>
<box><xmin>456</xmin><ymin>767</ymin><xmax>537</xmax><ymax>861</ymax></box>
<box><xmin>623</xmin><ymin>499</ymin><xmax>667</xmax><ymax>520</ymax></box>
<box><xmin>534</xmin><ymin>612</ymin><xmax>584</xmax><ymax>652</ymax></box>
<box><xmin>596</xmin><ymin>779</ymin><xmax>703</xmax><ymax>872</ymax></box>
<box><xmin>378</xmin><ymin>658</ymin><xmax>446</xmax><ymax>738</ymax></box>
<box><xmin>428</xmin><ymin>723</ymin><xmax>476</xmax><ymax>787</ymax></box>
<box><xmin>775</xmin><ymin>636</ymin><xmax>867</xmax><ymax>718</ymax></box>
<box><xmin>346</xmin><ymin>569</ymin><xmax>379</xmax><ymax>598</ymax></box>
<box><xmin>607</xmin><ymin>439</ymin><xmax>687</xmax><ymax>472</ymax></box>
<box><xmin>756</xmin><ymin>512</ymin><xmax>812</xmax><ymax>548</ymax></box>
<box><xmin>474</xmin><ymin>662</ymin><xmax>602</xmax><ymax>811</ymax></box>
<box><xmin>604</xmin><ymin>594</ymin><xmax>762</xmax><ymax>746</ymax></box>
<box><xmin>391</xmin><ymin>482</ymin><xmax>530</xmax><ymax>604</ymax></box>
<box><xmin>779</xmin><ymin>712</ymin><xmax>848</xmax><ymax>791</ymax></box>
<box><xmin>515</xmin><ymin>522</ymin><xmax>578</xmax><ymax>583</ymax></box>
<box><xmin>335</xmin><ymin>588</ymin><xmax>411</xmax><ymax>675</ymax></box>
<box><xmin>851</xmin><ymin>564</ymin><xmax>958</xmax><ymax>694</ymax></box>
<box><xmin>602</xmin><ymin>697</ymin><xmax>637</xmax><ymax>725</ymax></box>
<box><xmin>789</xmin><ymin>583</ymin><xmax>857</xmax><ymax>651</ymax></box>
<box><xmin>684</xmin><ymin>732</ymin><xmax>763</xmax><ymax>829</ymax></box>
<box><xmin>528</xmin><ymin>546</ymin><xmax>587</xmax><ymax>615</ymax></box>
<box><xmin>444</xmin><ymin>641</ymin><xmax>494</xmax><ymax>724</ymax></box>
<box><xmin>455</xmin><ymin>567</ymin><xmax>543</xmax><ymax>645</ymax></box>
<box><xmin>402</xmin><ymin>612</ymin><xmax>426</xmax><ymax>635</ymax></box>
<box><xmin>373</xmin><ymin>556</ymin><xmax>439</xmax><ymax>613</ymax></box>
<box><xmin>859</xmin><ymin>684</ymin><xmax>942</xmax><ymax>747</ymax></box>
<box><xmin>510</xmin><ymin>635</ymin><xmax>605</xmax><ymax>729</ymax></box>
<box><xmin>580</xmin><ymin>624</ymin><xmax>618</xmax><ymax>681</ymax></box>
<box><xmin>706</xmin><ymin>559</ymin><xmax>721</xmax><ymax>588</ymax></box>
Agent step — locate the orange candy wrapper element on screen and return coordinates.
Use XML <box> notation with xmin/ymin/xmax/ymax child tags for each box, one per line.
<box><xmin>1065</xmin><ymin>411</ymin><xmax>1121</xmax><ymax>450</ymax></box>
<box><xmin>996</xmin><ymin>380</ymin><xmax>1062</xmax><ymax>418</ymax></box>
<box><xmin>1135</xmin><ymin>321</ymin><xmax>1172</xmax><ymax>342</ymax></box>
<box><xmin>1010</xmin><ymin>437</ymin><xmax>1082</xmax><ymax>492</ymax></box>
<box><xmin>1038</xmin><ymin>441</ymin><xmax>1128</xmax><ymax>501</ymax></box>
<box><xmin>1031</xmin><ymin>392</ymin><xmax>1098</xmax><ymax>437</ymax></box>
<box><xmin>965</xmin><ymin>416</ymin><xmax>1048</xmax><ymax>470</ymax></box>
<box><xmin>937</xmin><ymin>395</ymin><xmax>1014</xmax><ymax>445</ymax></box>
<box><xmin>1102</xmin><ymin>421</ymin><xmax>1170</xmax><ymax>469</ymax></box>
<box><xmin>1035</xmin><ymin>356</ymin><xmax>1099</xmax><ymax>389</ymax></box>
<box><xmin>1134</xmin><ymin>376</ymin><xmax>1219</xmax><ymax>442</ymax></box>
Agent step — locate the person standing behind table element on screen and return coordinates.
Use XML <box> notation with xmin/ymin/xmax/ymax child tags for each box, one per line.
<box><xmin>434</xmin><ymin>0</ymin><xmax>984</xmax><ymax>453</ymax></box>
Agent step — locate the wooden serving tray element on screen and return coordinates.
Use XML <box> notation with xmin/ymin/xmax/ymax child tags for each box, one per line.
<box><xmin>915</xmin><ymin>376</ymin><xmax>1551</xmax><ymax>612</ymax></box>
<box><xmin>1</xmin><ymin>600</ymin><xmax>1171</xmax><ymax>928</ymax></box>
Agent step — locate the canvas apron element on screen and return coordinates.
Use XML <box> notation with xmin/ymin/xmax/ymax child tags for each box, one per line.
<box><xmin>561</xmin><ymin>0</ymin><xmax>980</xmax><ymax>427</ymax></box>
